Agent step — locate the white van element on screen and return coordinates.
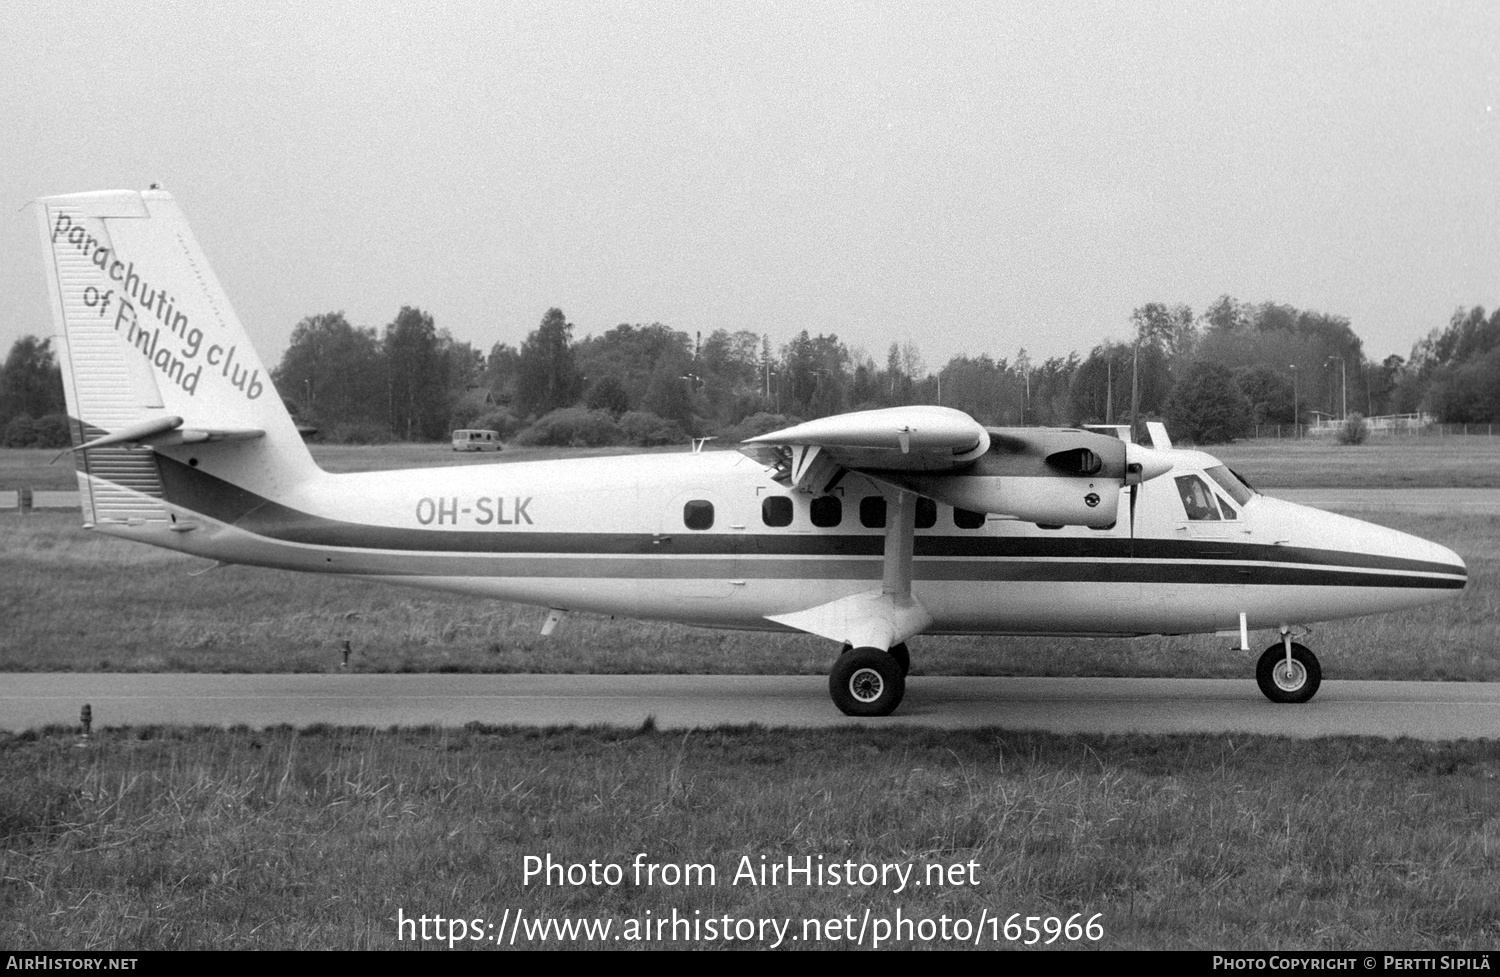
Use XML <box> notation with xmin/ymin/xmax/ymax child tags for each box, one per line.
<box><xmin>452</xmin><ymin>429</ymin><xmax>503</xmax><ymax>452</ymax></box>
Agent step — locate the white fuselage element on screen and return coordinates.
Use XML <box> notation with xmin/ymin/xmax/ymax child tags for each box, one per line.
<box><xmin>83</xmin><ymin>445</ymin><xmax>1467</xmax><ymax>639</ymax></box>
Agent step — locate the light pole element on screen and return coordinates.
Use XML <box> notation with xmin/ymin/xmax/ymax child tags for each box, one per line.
<box><xmin>1105</xmin><ymin>356</ymin><xmax>1113</xmax><ymax>424</ymax></box>
<box><xmin>1129</xmin><ymin>341</ymin><xmax>1140</xmax><ymax>445</ymax></box>
<box><xmin>1288</xmin><ymin>364</ymin><xmax>1298</xmax><ymax>438</ymax></box>
<box><xmin>1326</xmin><ymin>356</ymin><xmax>1347</xmax><ymax>420</ymax></box>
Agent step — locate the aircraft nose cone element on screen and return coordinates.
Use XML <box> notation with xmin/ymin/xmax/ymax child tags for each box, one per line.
<box><xmin>1378</xmin><ymin>522</ymin><xmax>1466</xmax><ymax>589</ymax></box>
<box><xmin>1434</xmin><ymin>541</ymin><xmax>1467</xmax><ymax>583</ymax></box>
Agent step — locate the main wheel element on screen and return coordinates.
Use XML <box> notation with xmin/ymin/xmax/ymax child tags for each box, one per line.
<box><xmin>829</xmin><ymin>647</ymin><xmax>906</xmax><ymax>717</ymax></box>
<box><xmin>1256</xmin><ymin>642</ymin><xmax>1321</xmax><ymax>704</ymax></box>
<box><xmin>888</xmin><ymin>642</ymin><xmax>910</xmax><ymax>677</ymax></box>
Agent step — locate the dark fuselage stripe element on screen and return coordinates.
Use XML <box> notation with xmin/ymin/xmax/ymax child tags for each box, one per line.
<box><xmin>295</xmin><ymin>552</ymin><xmax>1464</xmax><ymax>589</ymax></box>
<box><xmin>149</xmin><ymin>455</ymin><xmax>1465</xmax><ymax>588</ymax></box>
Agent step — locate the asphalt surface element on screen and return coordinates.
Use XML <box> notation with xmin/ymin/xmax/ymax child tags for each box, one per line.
<box><xmin>4</xmin><ymin>674</ymin><xmax>1498</xmax><ymax>739</ymax></box>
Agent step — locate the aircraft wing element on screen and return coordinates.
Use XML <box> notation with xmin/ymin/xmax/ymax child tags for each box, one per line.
<box><xmin>742</xmin><ymin>405</ymin><xmax>1174</xmax><ymax>526</ymax></box>
<box><xmin>741</xmin><ymin>406</ymin><xmax>990</xmax><ymax>487</ymax></box>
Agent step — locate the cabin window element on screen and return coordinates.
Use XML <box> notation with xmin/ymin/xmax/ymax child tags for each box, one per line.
<box><xmin>915</xmin><ymin>498</ymin><xmax>937</xmax><ymax>529</ymax></box>
<box><xmin>761</xmin><ymin>496</ymin><xmax>793</xmax><ymax>528</ymax></box>
<box><xmin>1174</xmin><ymin>475</ymin><xmax>1222</xmax><ymax>521</ymax></box>
<box><xmin>954</xmin><ymin>508</ymin><xmax>986</xmax><ymax>529</ymax></box>
<box><xmin>810</xmin><ymin>496</ymin><xmax>842</xmax><ymax>528</ymax></box>
<box><xmin>683</xmin><ymin>500</ymin><xmax>715</xmax><ymax>530</ymax></box>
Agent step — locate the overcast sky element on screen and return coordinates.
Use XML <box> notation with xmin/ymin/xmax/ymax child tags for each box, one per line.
<box><xmin>3</xmin><ymin>1</ymin><xmax>1497</xmax><ymax>373</ymax></box>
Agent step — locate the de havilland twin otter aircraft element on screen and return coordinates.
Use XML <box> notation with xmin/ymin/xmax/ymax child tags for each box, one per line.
<box><xmin>35</xmin><ymin>189</ymin><xmax>1468</xmax><ymax>716</ymax></box>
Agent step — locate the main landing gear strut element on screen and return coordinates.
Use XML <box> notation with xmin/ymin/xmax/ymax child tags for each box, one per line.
<box><xmin>766</xmin><ymin>486</ymin><xmax>928</xmax><ymax>718</ymax></box>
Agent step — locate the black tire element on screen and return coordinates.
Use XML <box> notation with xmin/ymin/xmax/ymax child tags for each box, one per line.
<box><xmin>1256</xmin><ymin>643</ymin><xmax>1321</xmax><ymax>704</ymax></box>
<box><xmin>829</xmin><ymin>647</ymin><xmax>906</xmax><ymax>717</ymax></box>
<box><xmin>888</xmin><ymin>642</ymin><xmax>910</xmax><ymax>677</ymax></box>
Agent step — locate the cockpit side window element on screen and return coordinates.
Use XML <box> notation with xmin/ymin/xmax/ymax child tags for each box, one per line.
<box><xmin>1205</xmin><ymin>465</ymin><xmax>1255</xmax><ymax>506</ymax></box>
<box><xmin>1174</xmin><ymin>474</ymin><xmax>1222</xmax><ymax>521</ymax></box>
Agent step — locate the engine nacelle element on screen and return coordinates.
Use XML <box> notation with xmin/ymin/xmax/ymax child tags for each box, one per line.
<box><xmin>888</xmin><ymin>474</ymin><xmax>1122</xmax><ymax>528</ymax></box>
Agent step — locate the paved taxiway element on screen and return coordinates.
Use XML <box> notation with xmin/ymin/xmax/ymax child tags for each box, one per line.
<box><xmin>4</xmin><ymin>674</ymin><xmax>1497</xmax><ymax>739</ymax></box>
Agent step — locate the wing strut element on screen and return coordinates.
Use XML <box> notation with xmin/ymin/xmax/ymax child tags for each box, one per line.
<box><xmin>882</xmin><ymin>488</ymin><xmax>918</xmax><ymax>599</ymax></box>
<box><xmin>765</xmin><ymin>486</ymin><xmax>932</xmax><ymax>650</ymax></box>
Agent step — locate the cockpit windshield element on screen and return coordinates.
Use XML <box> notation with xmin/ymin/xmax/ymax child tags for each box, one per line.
<box><xmin>1205</xmin><ymin>465</ymin><xmax>1255</xmax><ymax>506</ymax></box>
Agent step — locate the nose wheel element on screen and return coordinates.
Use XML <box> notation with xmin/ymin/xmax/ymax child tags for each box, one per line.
<box><xmin>1256</xmin><ymin>641</ymin><xmax>1321</xmax><ymax>704</ymax></box>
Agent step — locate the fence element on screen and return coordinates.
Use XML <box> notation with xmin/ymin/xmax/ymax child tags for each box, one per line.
<box><xmin>1251</xmin><ymin>419</ymin><xmax>1500</xmax><ymax>439</ymax></box>
<box><xmin>0</xmin><ymin>489</ymin><xmax>81</xmax><ymax>511</ymax></box>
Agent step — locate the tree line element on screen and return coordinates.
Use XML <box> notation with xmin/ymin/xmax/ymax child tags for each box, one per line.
<box><xmin>3</xmin><ymin>298</ymin><xmax>1498</xmax><ymax>448</ymax></box>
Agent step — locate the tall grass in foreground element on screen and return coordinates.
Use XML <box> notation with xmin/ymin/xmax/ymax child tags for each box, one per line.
<box><xmin>1</xmin><ymin>726</ymin><xmax>1495</xmax><ymax>950</ymax></box>
<box><xmin>3</xmin><ymin>511</ymin><xmax>1495</xmax><ymax>680</ymax></box>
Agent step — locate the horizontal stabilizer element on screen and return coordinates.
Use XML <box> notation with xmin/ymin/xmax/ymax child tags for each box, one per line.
<box><xmin>58</xmin><ymin>415</ymin><xmax>183</xmax><ymax>457</ymax></box>
<box><xmin>141</xmin><ymin>427</ymin><xmax>266</xmax><ymax>448</ymax></box>
<box><xmin>57</xmin><ymin>415</ymin><xmax>264</xmax><ymax>462</ymax></box>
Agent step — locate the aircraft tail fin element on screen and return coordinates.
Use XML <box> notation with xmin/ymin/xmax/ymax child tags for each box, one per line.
<box><xmin>36</xmin><ymin>189</ymin><xmax>317</xmax><ymax>526</ymax></box>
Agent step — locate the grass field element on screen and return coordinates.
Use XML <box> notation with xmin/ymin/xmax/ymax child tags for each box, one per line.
<box><xmin>1211</xmin><ymin>435</ymin><xmax>1500</xmax><ymax>488</ymax></box>
<box><xmin>1</xmin><ymin>724</ymin><xmax>1495</xmax><ymax>950</ymax></box>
